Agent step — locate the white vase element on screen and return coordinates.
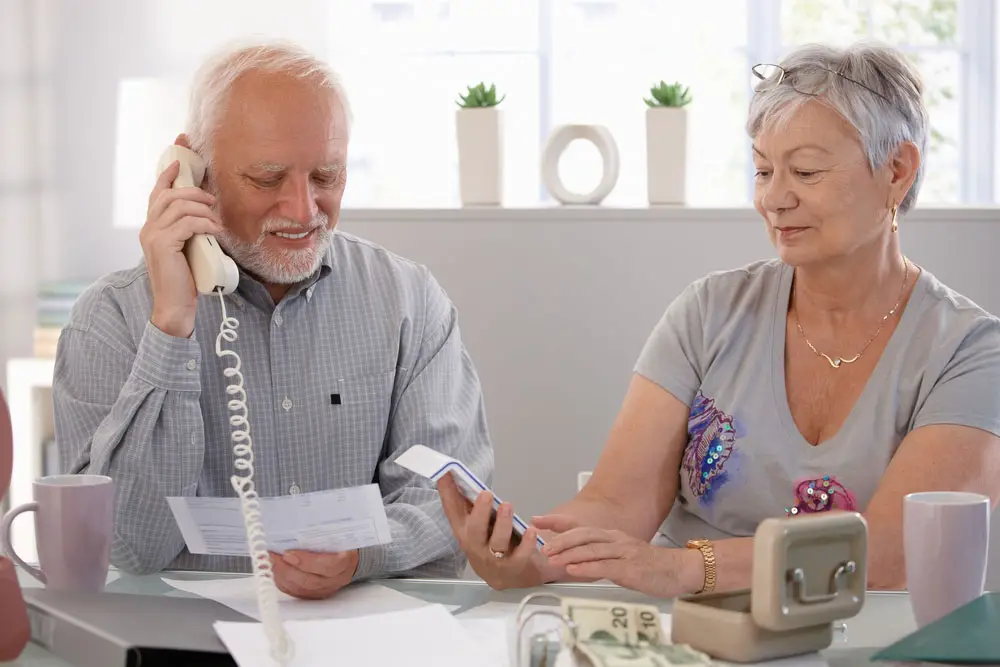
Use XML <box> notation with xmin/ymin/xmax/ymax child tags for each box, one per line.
<box><xmin>645</xmin><ymin>107</ymin><xmax>687</xmax><ymax>206</ymax></box>
<box><xmin>456</xmin><ymin>107</ymin><xmax>503</xmax><ymax>206</ymax></box>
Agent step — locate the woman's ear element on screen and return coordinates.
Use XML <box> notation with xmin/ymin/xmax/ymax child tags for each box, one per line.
<box><xmin>889</xmin><ymin>141</ymin><xmax>920</xmax><ymax>205</ymax></box>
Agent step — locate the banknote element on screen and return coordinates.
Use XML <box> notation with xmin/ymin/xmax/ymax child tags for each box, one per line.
<box><xmin>575</xmin><ymin>640</ymin><xmax>713</xmax><ymax>667</ymax></box>
<box><xmin>562</xmin><ymin>598</ymin><xmax>664</xmax><ymax>647</ymax></box>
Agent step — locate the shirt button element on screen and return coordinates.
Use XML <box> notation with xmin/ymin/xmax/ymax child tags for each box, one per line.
<box><xmin>282</xmin><ymin>397</ymin><xmax>293</xmax><ymax>411</ymax></box>
<box><xmin>274</xmin><ymin>313</ymin><xmax>283</xmax><ymax>326</ymax></box>
<box><xmin>186</xmin><ymin>359</ymin><xmax>197</xmax><ymax>371</ymax></box>
<box><xmin>289</xmin><ymin>484</ymin><xmax>300</xmax><ymax>495</ymax></box>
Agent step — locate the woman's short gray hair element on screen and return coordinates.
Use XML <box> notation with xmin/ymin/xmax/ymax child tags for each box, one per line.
<box><xmin>747</xmin><ymin>42</ymin><xmax>928</xmax><ymax>215</ymax></box>
<box><xmin>185</xmin><ymin>38</ymin><xmax>353</xmax><ymax>165</ymax></box>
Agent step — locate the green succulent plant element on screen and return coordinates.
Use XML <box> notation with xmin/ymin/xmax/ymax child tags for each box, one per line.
<box><xmin>644</xmin><ymin>80</ymin><xmax>692</xmax><ymax>108</ymax></box>
<box><xmin>457</xmin><ymin>82</ymin><xmax>505</xmax><ymax>108</ymax></box>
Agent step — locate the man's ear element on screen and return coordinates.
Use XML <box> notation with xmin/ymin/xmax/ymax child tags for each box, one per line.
<box><xmin>174</xmin><ymin>133</ymin><xmax>192</xmax><ymax>149</ymax></box>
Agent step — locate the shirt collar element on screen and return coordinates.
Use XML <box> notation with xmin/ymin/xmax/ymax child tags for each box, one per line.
<box><xmin>233</xmin><ymin>246</ymin><xmax>334</xmax><ymax>311</ymax></box>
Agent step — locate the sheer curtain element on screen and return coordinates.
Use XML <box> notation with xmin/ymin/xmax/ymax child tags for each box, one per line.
<box><xmin>0</xmin><ymin>0</ymin><xmax>55</xmax><ymax>391</ymax></box>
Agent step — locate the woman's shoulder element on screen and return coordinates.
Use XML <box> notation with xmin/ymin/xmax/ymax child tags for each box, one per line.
<box><xmin>904</xmin><ymin>268</ymin><xmax>1000</xmax><ymax>387</ymax></box>
<box><xmin>912</xmin><ymin>268</ymin><xmax>1000</xmax><ymax>341</ymax></box>
<box><xmin>684</xmin><ymin>258</ymin><xmax>787</xmax><ymax>314</ymax></box>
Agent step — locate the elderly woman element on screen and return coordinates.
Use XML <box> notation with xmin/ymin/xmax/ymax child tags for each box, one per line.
<box><xmin>437</xmin><ymin>41</ymin><xmax>1000</xmax><ymax>596</ymax></box>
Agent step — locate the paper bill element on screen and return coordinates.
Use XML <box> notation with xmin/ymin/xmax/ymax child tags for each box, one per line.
<box><xmin>577</xmin><ymin>641</ymin><xmax>714</xmax><ymax>667</ymax></box>
<box><xmin>166</xmin><ymin>484</ymin><xmax>392</xmax><ymax>556</ymax></box>
<box><xmin>563</xmin><ymin>598</ymin><xmax>666</xmax><ymax>647</ymax></box>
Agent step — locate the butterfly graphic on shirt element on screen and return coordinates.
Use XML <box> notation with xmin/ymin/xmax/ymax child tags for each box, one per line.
<box><xmin>683</xmin><ymin>392</ymin><xmax>739</xmax><ymax>501</ymax></box>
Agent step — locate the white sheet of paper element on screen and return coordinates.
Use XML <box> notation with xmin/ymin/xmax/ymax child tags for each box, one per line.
<box><xmin>166</xmin><ymin>484</ymin><xmax>391</xmax><ymax>556</ymax></box>
<box><xmin>162</xmin><ymin>576</ymin><xmax>426</xmax><ymax>621</ymax></box>
<box><xmin>215</xmin><ymin>604</ymin><xmax>499</xmax><ymax>667</ymax></box>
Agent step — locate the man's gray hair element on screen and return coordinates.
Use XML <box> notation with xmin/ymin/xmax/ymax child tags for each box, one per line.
<box><xmin>185</xmin><ymin>38</ymin><xmax>353</xmax><ymax>165</ymax></box>
<box><xmin>747</xmin><ymin>42</ymin><xmax>927</xmax><ymax>215</ymax></box>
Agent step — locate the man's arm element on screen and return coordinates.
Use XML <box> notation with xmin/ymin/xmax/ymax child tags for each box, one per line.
<box><xmin>353</xmin><ymin>274</ymin><xmax>493</xmax><ymax>581</ymax></box>
<box><xmin>54</xmin><ymin>307</ymin><xmax>207</xmax><ymax>575</ymax></box>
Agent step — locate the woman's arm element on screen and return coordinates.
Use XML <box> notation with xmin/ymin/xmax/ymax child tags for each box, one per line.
<box><xmin>438</xmin><ymin>373</ymin><xmax>693</xmax><ymax>590</ymax></box>
<box><xmin>543</xmin><ymin>374</ymin><xmax>691</xmax><ymax>539</ymax></box>
<box><xmin>547</xmin><ymin>422</ymin><xmax>1000</xmax><ymax>597</ymax></box>
<box><xmin>860</xmin><ymin>423</ymin><xmax>1000</xmax><ymax>589</ymax></box>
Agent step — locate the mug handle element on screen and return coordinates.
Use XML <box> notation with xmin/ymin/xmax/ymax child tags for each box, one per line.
<box><xmin>0</xmin><ymin>503</ymin><xmax>45</xmax><ymax>584</ymax></box>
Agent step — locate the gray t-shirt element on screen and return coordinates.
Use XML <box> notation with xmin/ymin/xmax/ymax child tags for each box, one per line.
<box><xmin>635</xmin><ymin>259</ymin><xmax>1000</xmax><ymax>547</ymax></box>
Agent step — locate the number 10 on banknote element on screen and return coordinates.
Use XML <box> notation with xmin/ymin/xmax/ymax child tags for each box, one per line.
<box><xmin>514</xmin><ymin>593</ymin><xmax>713</xmax><ymax>667</ymax></box>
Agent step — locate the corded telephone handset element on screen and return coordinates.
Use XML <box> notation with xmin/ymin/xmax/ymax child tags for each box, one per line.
<box><xmin>155</xmin><ymin>146</ymin><xmax>293</xmax><ymax>664</ymax></box>
<box><xmin>155</xmin><ymin>146</ymin><xmax>239</xmax><ymax>295</ymax></box>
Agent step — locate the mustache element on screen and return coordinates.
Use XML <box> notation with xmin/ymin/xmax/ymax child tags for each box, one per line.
<box><xmin>256</xmin><ymin>213</ymin><xmax>330</xmax><ymax>239</ymax></box>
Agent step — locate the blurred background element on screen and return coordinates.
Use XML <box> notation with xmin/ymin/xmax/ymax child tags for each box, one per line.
<box><xmin>2</xmin><ymin>1</ymin><xmax>1000</xmax><ymax>554</ymax></box>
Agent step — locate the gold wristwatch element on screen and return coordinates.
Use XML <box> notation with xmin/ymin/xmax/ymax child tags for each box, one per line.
<box><xmin>686</xmin><ymin>538</ymin><xmax>717</xmax><ymax>594</ymax></box>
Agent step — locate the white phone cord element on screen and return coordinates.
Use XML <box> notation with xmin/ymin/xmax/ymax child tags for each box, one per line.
<box><xmin>215</xmin><ymin>289</ymin><xmax>294</xmax><ymax>665</ymax></box>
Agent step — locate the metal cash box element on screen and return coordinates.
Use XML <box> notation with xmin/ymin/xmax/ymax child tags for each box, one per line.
<box><xmin>672</xmin><ymin>512</ymin><xmax>868</xmax><ymax>663</ymax></box>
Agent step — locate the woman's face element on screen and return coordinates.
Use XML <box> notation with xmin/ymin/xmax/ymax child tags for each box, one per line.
<box><xmin>752</xmin><ymin>99</ymin><xmax>898</xmax><ymax>267</ymax></box>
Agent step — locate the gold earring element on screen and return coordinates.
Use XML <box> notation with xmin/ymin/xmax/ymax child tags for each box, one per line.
<box><xmin>891</xmin><ymin>205</ymin><xmax>898</xmax><ymax>233</ymax></box>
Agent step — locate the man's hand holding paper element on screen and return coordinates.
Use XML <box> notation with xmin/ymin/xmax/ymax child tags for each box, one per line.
<box><xmin>270</xmin><ymin>549</ymin><xmax>359</xmax><ymax>600</ymax></box>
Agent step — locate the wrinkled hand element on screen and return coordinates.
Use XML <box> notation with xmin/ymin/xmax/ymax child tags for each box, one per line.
<box><xmin>536</xmin><ymin>520</ymin><xmax>692</xmax><ymax>598</ymax></box>
<box><xmin>141</xmin><ymin>156</ymin><xmax>223</xmax><ymax>338</ymax></box>
<box><xmin>269</xmin><ymin>549</ymin><xmax>359</xmax><ymax>600</ymax></box>
<box><xmin>437</xmin><ymin>473</ymin><xmax>560</xmax><ymax>590</ymax></box>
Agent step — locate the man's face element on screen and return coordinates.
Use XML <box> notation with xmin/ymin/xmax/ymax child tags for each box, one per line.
<box><xmin>207</xmin><ymin>70</ymin><xmax>349</xmax><ymax>285</ymax></box>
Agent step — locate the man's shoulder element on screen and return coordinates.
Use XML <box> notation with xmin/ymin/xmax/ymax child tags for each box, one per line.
<box><xmin>66</xmin><ymin>262</ymin><xmax>152</xmax><ymax>335</ymax></box>
<box><xmin>331</xmin><ymin>230</ymin><xmax>424</xmax><ymax>270</ymax></box>
<box><xmin>328</xmin><ymin>230</ymin><xmax>434</xmax><ymax>292</ymax></box>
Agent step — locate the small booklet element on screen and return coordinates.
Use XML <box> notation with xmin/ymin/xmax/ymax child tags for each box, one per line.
<box><xmin>395</xmin><ymin>444</ymin><xmax>544</xmax><ymax>548</ymax></box>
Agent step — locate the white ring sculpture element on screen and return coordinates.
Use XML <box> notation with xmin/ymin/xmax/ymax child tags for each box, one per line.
<box><xmin>541</xmin><ymin>124</ymin><xmax>620</xmax><ymax>205</ymax></box>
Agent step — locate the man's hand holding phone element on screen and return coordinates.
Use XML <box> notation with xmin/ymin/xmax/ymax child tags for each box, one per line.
<box><xmin>141</xmin><ymin>154</ymin><xmax>223</xmax><ymax>339</ymax></box>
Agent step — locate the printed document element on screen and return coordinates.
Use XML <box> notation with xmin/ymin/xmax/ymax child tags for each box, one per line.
<box><xmin>166</xmin><ymin>484</ymin><xmax>391</xmax><ymax>556</ymax></box>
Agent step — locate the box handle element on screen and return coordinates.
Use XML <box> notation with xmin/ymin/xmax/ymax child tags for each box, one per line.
<box><xmin>788</xmin><ymin>560</ymin><xmax>857</xmax><ymax>605</ymax></box>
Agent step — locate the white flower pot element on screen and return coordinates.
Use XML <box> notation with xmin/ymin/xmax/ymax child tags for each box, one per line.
<box><xmin>456</xmin><ymin>107</ymin><xmax>503</xmax><ymax>206</ymax></box>
<box><xmin>645</xmin><ymin>107</ymin><xmax>687</xmax><ymax>206</ymax></box>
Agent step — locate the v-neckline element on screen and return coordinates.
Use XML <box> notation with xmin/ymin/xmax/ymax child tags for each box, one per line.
<box><xmin>769</xmin><ymin>261</ymin><xmax>927</xmax><ymax>451</ymax></box>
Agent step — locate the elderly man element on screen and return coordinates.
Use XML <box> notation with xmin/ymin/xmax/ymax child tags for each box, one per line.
<box><xmin>53</xmin><ymin>39</ymin><xmax>493</xmax><ymax>599</ymax></box>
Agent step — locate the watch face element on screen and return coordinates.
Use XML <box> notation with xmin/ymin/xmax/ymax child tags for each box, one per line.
<box><xmin>687</xmin><ymin>539</ymin><xmax>708</xmax><ymax>548</ymax></box>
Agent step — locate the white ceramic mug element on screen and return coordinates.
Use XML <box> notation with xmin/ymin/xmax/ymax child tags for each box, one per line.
<box><xmin>904</xmin><ymin>491</ymin><xmax>990</xmax><ymax>627</ymax></box>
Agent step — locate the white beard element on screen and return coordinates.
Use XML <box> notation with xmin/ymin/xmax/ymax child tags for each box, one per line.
<box><xmin>216</xmin><ymin>213</ymin><xmax>332</xmax><ymax>285</ymax></box>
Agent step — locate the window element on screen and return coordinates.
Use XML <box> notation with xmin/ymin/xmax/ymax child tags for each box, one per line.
<box><xmin>328</xmin><ymin>0</ymin><xmax>995</xmax><ymax>208</ymax></box>
<box><xmin>771</xmin><ymin>0</ymin><xmax>967</xmax><ymax>203</ymax></box>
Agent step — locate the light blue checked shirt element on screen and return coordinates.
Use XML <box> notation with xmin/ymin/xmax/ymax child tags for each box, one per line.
<box><xmin>54</xmin><ymin>231</ymin><xmax>493</xmax><ymax>576</ymax></box>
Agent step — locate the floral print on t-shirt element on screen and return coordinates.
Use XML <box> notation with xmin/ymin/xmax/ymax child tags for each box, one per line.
<box><xmin>785</xmin><ymin>475</ymin><xmax>857</xmax><ymax>515</ymax></box>
<box><xmin>684</xmin><ymin>391</ymin><xmax>741</xmax><ymax>505</ymax></box>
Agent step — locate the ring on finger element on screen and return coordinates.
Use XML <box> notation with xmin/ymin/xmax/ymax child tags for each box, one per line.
<box><xmin>490</xmin><ymin>548</ymin><xmax>506</xmax><ymax>559</ymax></box>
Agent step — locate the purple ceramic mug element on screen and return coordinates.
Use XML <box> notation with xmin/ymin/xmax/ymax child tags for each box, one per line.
<box><xmin>1</xmin><ymin>474</ymin><xmax>114</xmax><ymax>592</ymax></box>
<box><xmin>904</xmin><ymin>491</ymin><xmax>990</xmax><ymax>628</ymax></box>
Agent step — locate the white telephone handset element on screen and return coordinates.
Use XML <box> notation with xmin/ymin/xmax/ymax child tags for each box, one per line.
<box><xmin>155</xmin><ymin>147</ymin><xmax>293</xmax><ymax>664</ymax></box>
<box><xmin>155</xmin><ymin>145</ymin><xmax>239</xmax><ymax>295</ymax></box>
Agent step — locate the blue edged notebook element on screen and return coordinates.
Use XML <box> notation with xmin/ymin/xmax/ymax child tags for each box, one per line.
<box><xmin>872</xmin><ymin>592</ymin><xmax>1000</xmax><ymax>664</ymax></box>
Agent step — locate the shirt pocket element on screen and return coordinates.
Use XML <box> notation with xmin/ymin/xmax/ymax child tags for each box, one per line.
<box><xmin>327</xmin><ymin>368</ymin><xmax>397</xmax><ymax>478</ymax></box>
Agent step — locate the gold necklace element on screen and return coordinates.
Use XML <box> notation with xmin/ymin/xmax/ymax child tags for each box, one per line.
<box><xmin>792</xmin><ymin>259</ymin><xmax>912</xmax><ymax>369</ymax></box>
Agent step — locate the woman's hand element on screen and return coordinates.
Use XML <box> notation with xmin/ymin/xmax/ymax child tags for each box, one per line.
<box><xmin>437</xmin><ymin>473</ymin><xmax>563</xmax><ymax>590</ymax></box>
<box><xmin>535</xmin><ymin>516</ymin><xmax>700</xmax><ymax>598</ymax></box>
